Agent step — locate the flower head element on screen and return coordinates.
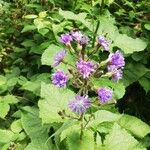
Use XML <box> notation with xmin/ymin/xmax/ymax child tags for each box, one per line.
<box><xmin>51</xmin><ymin>70</ymin><xmax>68</xmax><ymax>88</ymax></box>
<box><xmin>107</xmin><ymin>65</ymin><xmax>123</xmax><ymax>82</ymax></box>
<box><xmin>108</xmin><ymin>50</ymin><xmax>125</xmax><ymax>69</ymax></box>
<box><xmin>97</xmin><ymin>87</ymin><xmax>113</xmax><ymax>103</ymax></box>
<box><xmin>71</xmin><ymin>31</ymin><xmax>83</xmax><ymax>41</ymax></box>
<box><xmin>52</xmin><ymin>50</ymin><xmax>66</xmax><ymax>67</ymax></box>
<box><xmin>69</xmin><ymin>95</ymin><xmax>91</xmax><ymax>114</ymax></box>
<box><xmin>97</xmin><ymin>36</ymin><xmax>110</xmax><ymax>51</ymax></box>
<box><xmin>60</xmin><ymin>33</ymin><xmax>73</xmax><ymax>44</ymax></box>
<box><xmin>76</xmin><ymin>60</ymin><xmax>97</xmax><ymax>78</ymax></box>
<box><xmin>80</xmin><ymin>36</ymin><xmax>89</xmax><ymax>45</ymax></box>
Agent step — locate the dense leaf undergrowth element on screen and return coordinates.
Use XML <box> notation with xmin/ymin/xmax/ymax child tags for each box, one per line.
<box><xmin>0</xmin><ymin>0</ymin><xmax>150</xmax><ymax>149</ymax></box>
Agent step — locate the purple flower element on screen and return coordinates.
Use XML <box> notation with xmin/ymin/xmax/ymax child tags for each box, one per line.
<box><xmin>108</xmin><ymin>50</ymin><xmax>125</xmax><ymax>69</ymax></box>
<box><xmin>69</xmin><ymin>95</ymin><xmax>91</xmax><ymax>114</ymax></box>
<box><xmin>80</xmin><ymin>36</ymin><xmax>89</xmax><ymax>45</ymax></box>
<box><xmin>107</xmin><ymin>65</ymin><xmax>123</xmax><ymax>81</ymax></box>
<box><xmin>97</xmin><ymin>87</ymin><xmax>113</xmax><ymax>103</ymax></box>
<box><xmin>52</xmin><ymin>50</ymin><xmax>66</xmax><ymax>67</ymax></box>
<box><xmin>76</xmin><ymin>60</ymin><xmax>97</xmax><ymax>78</ymax></box>
<box><xmin>51</xmin><ymin>70</ymin><xmax>68</xmax><ymax>88</ymax></box>
<box><xmin>71</xmin><ymin>31</ymin><xmax>83</xmax><ymax>41</ymax></box>
<box><xmin>60</xmin><ymin>33</ymin><xmax>73</xmax><ymax>44</ymax></box>
<box><xmin>97</xmin><ymin>36</ymin><xmax>110</xmax><ymax>51</ymax></box>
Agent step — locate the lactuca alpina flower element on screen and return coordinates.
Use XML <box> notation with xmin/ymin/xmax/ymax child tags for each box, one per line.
<box><xmin>97</xmin><ymin>87</ymin><xmax>113</xmax><ymax>103</ymax></box>
<box><xmin>97</xmin><ymin>36</ymin><xmax>110</xmax><ymax>51</ymax></box>
<box><xmin>107</xmin><ymin>65</ymin><xmax>123</xmax><ymax>82</ymax></box>
<box><xmin>80</xmin><ymin>35</ymin><xmax>89</xmax><ymax>45</ymax></box>
<box><xmin>60</xmin><ymin>33</ymin><xmax>73</xmax><ymax>45</ymax></box>
<box><xmin>51</xmin><ymin>70</ymin><xmax>68</xmax><ymax>88</ymax></box>
<box><xmin>68</xmin><ymin>95</ymin><xmax>91</xmax><ymax>114</ymax></box>
<box><xmin>52</xmin><ymin>50</ymin><xmax>66</xmax><ymax>67</ymax></box>
<box><xmin>76</xmin><ymin>60</ymin><xmax>97</xmax><ymax>78</ymax></box>
<box><xmin>108</xmin><ymin>50</ymin><xmax>125</xmax><ymax>69</ymax></box>
<box><xmin>71</xmin><ymin>31</ymin><xmax>83</xmax><ymax>41</ymax></box>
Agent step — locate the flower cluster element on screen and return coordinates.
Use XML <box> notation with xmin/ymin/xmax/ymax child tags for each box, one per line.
<box><xmin>76</xmin><ymin>59</ymin><xmax>97</xmax><ymax>78</ymax></box>
<box><xmin>107</xmin><ymin>50</ymin><xmax>125</xmax><ymax>81</ymax></box>
<box><xmin>51</xmin><ymin>30</ymin><xmax>125</xmax><ymax>114</ymax></box>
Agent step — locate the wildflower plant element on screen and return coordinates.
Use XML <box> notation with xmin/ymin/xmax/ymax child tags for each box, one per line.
<box><xmin>52</xmin><ymin>31</ymin><xmax>125</xmax><ymax>111</ymax></box>
<box><xmin>39</xmin><ymin>29</ymin><xmax>150</xmax><ymax>149</ymax></box>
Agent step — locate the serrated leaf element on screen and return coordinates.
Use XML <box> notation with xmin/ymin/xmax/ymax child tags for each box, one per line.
<box><xmin>38</xmin><ymin>82</ymin><xmax>75</xmax><ymax>124</ymax></box>
<box><xmin>59</xmin><ymin>9</ymin><xmax>93</xmax><ymax>31</ymax></box>
<box><xmin>92</xmin><ymin>78</ymin><xmax>125</xmax><ymax>99</ymax></box>
<box><xmin>41</xmin><ymin>44</ymin><xmax>61</xmax><ymax>66</ymax></box>
<box><xmin>67</xmin><ymin>128</ymin><xmax>94</xmax><ymax>150</ymax></box>
<box><xmin>114</xmin><ymin>34</ymin><xmax>147</xmax><ymax>54</ymax></box>
<box><xmin>21</xmin><ymin>106</ymin><xmax>54</xmax><ymax>150</ymax></box>
<box><xmin>103</xmin><ymin>123</ymin><xmax>146</xmax><ymax>150</ymax></box>
<box><xmin>87</xmin><ymin>110</ymin><xmax>121</xmax><ymax>129</ymax></box>
<box><xmin>118</xmin><ymin>115</ymin><xmax>150</xmax><ymax>138</ymax></box>
<box><xmin>0</xmin><ymin>129</ymin><xmax>15</xmax><ymax>143</ymax></box>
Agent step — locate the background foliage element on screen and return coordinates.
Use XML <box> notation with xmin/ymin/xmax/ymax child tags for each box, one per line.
<box><xmin>0</xmin><ymin>0</ymin><xmax>150</xmax><ymax>149</ymax></box>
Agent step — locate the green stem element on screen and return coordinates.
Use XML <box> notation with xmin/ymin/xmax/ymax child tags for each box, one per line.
<box><xmin>92</xmin><ymin>21</ymin><xmax>100</xmax><ymax>48</ymax></box>
<box><xmin>100</xmin><ymin>0</ymin><xmax>105</xmax><ymax>14</ymax></box>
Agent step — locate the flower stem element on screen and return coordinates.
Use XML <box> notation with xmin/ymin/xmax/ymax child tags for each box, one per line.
<box><xmin>92</xmin><ymin>21</ymin><xmax>100</xmax><ymax>48</ymax></box>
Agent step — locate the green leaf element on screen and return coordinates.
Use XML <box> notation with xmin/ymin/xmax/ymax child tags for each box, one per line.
<box><xmin>103</xmin><ymin>123</ymin><xmax>146</xmax><ymax>150</ymax></box>
<box><xmin>0</xmin><ymin>75</ymin><xmax>6</xmax><ymax>86</ymax></box>
<box><xmin>118</xmin><ymin>115</ymin><xmax>150</xmax><ymax>138</ymax></box>
<box><xmin>24</xmin><ymin>14</ymin><xmax>38</xmax><ymax>19</ymax></box>
<box><xmin>123</xmin><ymin>63</ymin><xmax>150</xmax><ymax>87</ymax></box>
<box><xmin>0</xmin><ymin>129</ymin><xmax>15</xmax><ymax>143</ymax></box>
<box><xmin>114</xmin><ymin>34</ymin><xmax>147</xmax><ymax>54</ymax></box>
<box><xmin>21</xmin><ymin>25</ymin><xmax>36</xmax><ymax>33</ymax></box>
<box><xmin>3</xmin><ymin>95</ymin><xmax>19</xmax><ymax>104</ymax></box>
<box><xmin>41</xmin><ymin>44</ymin><xmax>61</xmax><ymax>66</ymax></box>
<box><xmin>139</xmin><ymin>77</ymin><xmax>150</xmax><ymax>93</ymax></box>
<box><xmin>87</xmin><ymin>110</ymin><xmax>121</xmax><ymax>130</ymax></box>
<box><xmin>59</xmin><ymin>9</ymin><xmax>93</xmax><ymax>31</ymax></box>
<box><xmin>144</xmin><ymin>24</ymin><xmax>150</xmax><ymax>30</ymax></box>
<box><xmin>11</xmin><ymin>119</ymin><xmax>22</xmax><ymax>133</ymax></box>
<box><xmin>0</xmin><ymin>102</ymin><xmax>9</xmax><ymax>119</ymax></box>
<box><xmin>67</xmin><ymin>128</ymin><xmax>95</xmax><ymax>150</ymax></box>
<box><xmin>92</xmin><ymin>78</ymin><xmax>125</xmax><ymax>99</ymax></box>
<box><xmin>21</xmin><ymin>81</ymin><xmax>40</xmax><ymax>96</ymax></box>
<box><xmin>21</xmin><ymin>106</ymin><xmax>54</xmax><ymax>150</ymax></box>
<box><xmin>38</xmin><ymin>82</ymin><xmax>75</xmax><ymax>124</ymax></box>
<box><xmin>39</xmin><ymin>11</ymin><xmax>47</xmax><ymax>18</ymax></box>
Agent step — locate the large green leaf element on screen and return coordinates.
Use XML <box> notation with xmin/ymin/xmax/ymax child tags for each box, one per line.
<box><xmin>118</xmin><ymin>115</ymin><xmax>150</xmax><ymax>138</ymax></box>
<box><xmin>114</xmin><ymin>34</ymin><xmax>147</xmax><ymax>54</ymax></box>
<box><xmin>92</xmin><ymin>78</ymin><xmax>125</xmax><ymax>99</ymax></box>
<box><xmin>21</xmin><ymin>106</ymin><xmax>54</xmax><ymax>150</ymax></box>
<box><xmin>41</xmin><ymin>44</ymin><xmax>61</xmax><ymax>66</ymax></box>
<box><xmin>103</xmin><ymin>123</ymin><xmax>146</xmax><ymax>150</ymax></box>
<box><xmin>123</xmin><ymin>63</ymin><xmax>150</xmax><ymax>87</ymax></box>
<box><xmin>38</xmin><ymin>83</ymin><xmax>75</xmax><ymax>124</ymax></box>
<box><xmin>67</xmin><ymin>128</ymin><xmax>95</xmax><ymax>150</ymax></box>
<box><xmin>87</xmin><ymin>110</ymin><xmax>121</xmax><ymax>130</ymax></box>
<box><xmin>59</xmin><ymin>9</ymin><xmax>93</xmax><ymax>31</ymax></box>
